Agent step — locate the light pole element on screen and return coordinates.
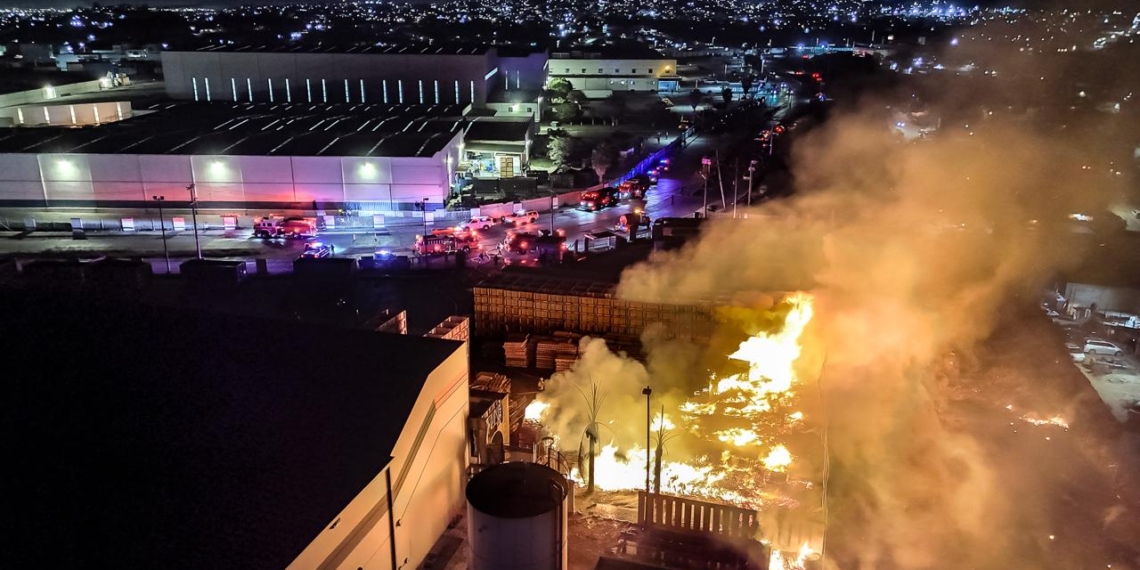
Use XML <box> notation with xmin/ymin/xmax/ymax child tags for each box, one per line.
<box><xmin>642</xmin><ymin>385</ymin><xmax>652</xmax><ymax>496</ymax></box>
<box><xmin>421</xmin><ymin>196</ymin><xmax>430</xmax><ymax>236</ymax></box>
<box><xmin>187</xmin><ymin>183</ymin><xmax>202</xmax><ymax>259</ymax></box>
<box><xmin>549</xmin><ymin>192</ymin><xmax>556</xmax><ymax>235</ymax></box>
<box><xmin>700</xmin><ymin>157</ymin><xmax>712</xmax><ymax>217</ymax></box>
<box><xmin>747</xmin><ymin>160</ymin><xmax>757</xmax><ymax>207</ymax></box>
<box><xmin>152</xmin><ymin>195</ymin><xmax>170</xmax><ymax>273</ymax></box>
<box><xmin>733</xmin><ymin>158</ymin><xmax>740</xmax><ymax>219</ymax></box>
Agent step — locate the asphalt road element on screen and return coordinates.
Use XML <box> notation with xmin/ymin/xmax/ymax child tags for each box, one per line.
<box><xmin>0</xmin><ymin>132</ymin><xmax>740</xmax><ymax>273</ymax></box>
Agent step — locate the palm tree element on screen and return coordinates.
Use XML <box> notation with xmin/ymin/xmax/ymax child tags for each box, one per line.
<box><xmin>652</xmin><ymin>406</ymin><xmax>681</xmax><ymax>494</ymax></box>
<box><xmin>576</xmin><ymin>382</ymin><xmax>607</xmax><ymax>493</ymax></box>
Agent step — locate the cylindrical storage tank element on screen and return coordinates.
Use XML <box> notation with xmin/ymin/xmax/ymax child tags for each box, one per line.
<box><xmin>467</xmin><ymin>462</ymin><xmax>568</xmax><ymax>570</ymax></box>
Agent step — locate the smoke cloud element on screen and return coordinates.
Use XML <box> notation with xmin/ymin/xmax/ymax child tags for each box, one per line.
<box><xmin>607</xmin><ymin>55</ymin><xmax>1136</xmax><ymax>568</ymax></box>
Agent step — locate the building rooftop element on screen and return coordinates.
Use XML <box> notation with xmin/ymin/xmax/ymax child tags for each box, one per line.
<box><xmin>0</xmin><ymin>101</ymin><xmax>468</xmax><ymax>157</ymax></box>
<box><xmin>464</xmin><ymin>117</ymin><xmax>532</xmax><ymax>143</ymax></box>
<box><xmin>1</xmin><ymin>292</ymin><xmax>463</xmax><ymax>570</ymax></box>
<box><xmin>550</xmin><ymin>46</ymin><xmax>670</xmax><ymax>60</ymax></box>
<box><xmin>180</xmin><ymin>44</ymin><xmax>491</xmax><ymax>56</ymax></box>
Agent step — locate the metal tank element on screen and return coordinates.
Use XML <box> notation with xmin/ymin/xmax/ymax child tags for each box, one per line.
<box><xmin>466</xmin><ymin>462</ymin><xmax>568</xmax><ymax>570</ymax></box>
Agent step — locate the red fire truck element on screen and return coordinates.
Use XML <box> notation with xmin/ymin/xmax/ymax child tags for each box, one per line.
<box><xmin>579</xmin><ymin>187</ymin><xmax>617</xmax><ymax>211</ymax></box>
<box><xmin>414</xmin><ymin>233</ymin><xmax>480</xmax><ymax>256</ymax></box>
<box><xmin>252</xmin><ymin>216</ymin><xmax>318</xmax><ymax>239</ymax></box>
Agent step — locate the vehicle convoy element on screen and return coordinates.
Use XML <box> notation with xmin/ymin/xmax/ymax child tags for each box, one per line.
<box><xmin>414</xmin><ymin>233</ymin><xmax>479</xmax><ymax>255</ymax></box>
<box><xmin>253</xmin><ymin>216</ymin><xmax>318</xmax><ymax>238</ymax></box>
<box><xmin>618</xmin><ymin>178</ymin><xmax>649</xmax><ymax>199</ymax></box>
<box><xmin>502</xmin><ymin>210</ymin><xmax>540</xmax><ymax>226</ymax></box>
<box><xmin>579</xmin><ymin>188</ymin><xmax>617</xmax><ymax>211</ymax></box>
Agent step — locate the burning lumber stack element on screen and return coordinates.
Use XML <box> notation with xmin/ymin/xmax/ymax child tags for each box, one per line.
<box><xmin>504</xmin><ymin>333</ymin><xmax>532</xmax><ymax>368</ymax></box>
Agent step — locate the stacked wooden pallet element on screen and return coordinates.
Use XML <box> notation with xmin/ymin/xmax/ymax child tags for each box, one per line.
<box><xmin>472</xmin><ymin>371</ymin><xmax>512</xmax><ymax>394</ymax></box>
<box><xmin>504</xmin><ymin>333</ymin><xmax>532</xmax><ymax>368</ymax></box>
<box><xmin>534</xmin><ymin>336</ymin><xmax>559</xmax><ymax>370</ymax></box>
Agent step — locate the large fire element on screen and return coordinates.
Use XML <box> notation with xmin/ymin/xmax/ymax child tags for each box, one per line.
<box><xmin>527</xmin><ymin>293</ymin><xmax>817</xmax><ymax>508</ymax></box>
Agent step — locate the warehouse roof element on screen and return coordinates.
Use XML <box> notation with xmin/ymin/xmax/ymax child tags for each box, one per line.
<box><xmin>1</xmin><ymin>293</ymin><xmax>462</xmax><ymax>570</ymax></box>
<box><xmin>464</xmin><ymin>117</ymin><xmax>532</xmax><ymax>143</ymax></box>
<box><xmin>180</xmin><ymin>44</ymin><xmax>491</xmax><ymax>56</ymax></box>
<box><xmin>0</xmin><ymin>102</ymin><xmax>467</xmax><ymax>157</ymax></box>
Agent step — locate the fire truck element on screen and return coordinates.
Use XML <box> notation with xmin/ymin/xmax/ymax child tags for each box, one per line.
<box><xmin>579</xmin><ymin>187</ymin><xmax>617</xmax><ymax>211</ymax></box>
<box><xmin>252</xmin><ymin>216</ymin><xmax>318</xmax><ymax>239</ymax></box>
<box><xmin>414</xmin><ymin>233</ymin><xmax>480</xmax><ymax>256</ymax></box>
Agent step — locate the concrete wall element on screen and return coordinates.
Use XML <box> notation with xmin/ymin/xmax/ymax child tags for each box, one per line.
<box><xmin>288</xmin><ymin>342</ymin><xmax>470</xmax><ymax>570</ymax></box>
<box><xmin>547</xmin><ymin>58</ymin><xmax>677</xmax><ymax>79</ymax></box>
<box><xmin>0</xmin><ymin>101</ymin><xmax>132</xmax><ymax>126</ymax></box>
<box><xmin>499</xmin><ymin>52</ymin><xmax>549</xmax><ymax>92</ymax></box>
<box><xmin>0</xmin><ymin>79</ymin><xmax>107</xmax><ymax>108</ymax></box>
<box><xmin>163</xmin><ymin>50</ymin><xmax>503</xmax><ymax>105</ymax></box>
<box><xmin>0</xmin><ymin>131</ymin><xmax>462</xmax><ymax>211</ymax></box>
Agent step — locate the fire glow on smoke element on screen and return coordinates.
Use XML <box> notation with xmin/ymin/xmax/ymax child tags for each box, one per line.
<box><xmin>525</xmin><ymin>293</ymin><xmax>815</xmax><ymax>507</ymax></box>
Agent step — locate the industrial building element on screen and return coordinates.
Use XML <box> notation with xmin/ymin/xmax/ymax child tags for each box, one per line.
<box><xmin>2</xmin><ymin>293</ymin><xmax>471</xmax><ymax>570</ymax></box>
<box><xmin>0</xmin><ymin>101</ymin><xmax>466</xmax><ymax>214</ymax></box>
<box><xmin>161</xmin><ymin>45</ymin><xmax>549</xmax><ymax>107</ymax></box>
<box><xmin>547</xmin><ymin>49</ymin><xmax>678</xmax><ymax>95</ymax></box>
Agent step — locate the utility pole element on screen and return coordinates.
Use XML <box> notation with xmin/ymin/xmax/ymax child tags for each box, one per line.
<box><xmin>152</xmin><ymin>195</ymin><xmax>170</xmax><ymax>274</ymax></box>
<box><xmin>187</xmin><ymin>183</ymin><xmax>202</xmax><ymax>259</ymax></box>
<box><xmin>642</xmin><ymin>385</ymin><xmax>652</xmax><ymax>496</ymax></box>
<box><xmin>733</xmin><ymin>158</ymin><xmax>739</xmax><ymax>219</ymax></box>
<box><xmin>549</xmin><ymin>192</ymin><xmax>556</xmax><ymax>235</ymax></box>
<box><xmin>716</xmin><ymin>150</ymin><xmax>726</xmax><ymax>211</ymax></box>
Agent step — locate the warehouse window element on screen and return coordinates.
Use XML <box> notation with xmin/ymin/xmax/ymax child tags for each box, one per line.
<box><xmin>470</xmin><ymin>80</ymin><xmax>475</xmax><ymax>103</ymax></box>
<box><xmin>321</xmin><ymin>79</ymin><xmax>328</xmax><ymax>103</ymax></box>
<box><xmin>306</xmin><ymin>79</ymin><xmax>312</xmax><ymax>103</ymax></box>
<box><xmin>418</xmin><ymin>80</ymin><xmax>424</xmax><ymax>104</ymax></box>
<box><xmin>563</xmin><ymin>68</ymin><xmax>569</xmax><ymax>73</ymax></box>
<box><xmin>16</xmin><ymin>107</ymin><xmax>24</xmax><ymax>124</ymax></box>
<box><xmin>614</xmin><ymin>68</ymin><xmax>619</xmax><ymax>73</ymax></box>
<box><xmin>69</xmin><ymin>105</ymin><xmax>77</xmax><ymax>125</ymax></box>
<box><xmin>383</xmin><ymin>79</ymin><xmax>389</xmax><ymax>104</ymax></box>
<box><xmin>231</xmin><ymin>78</ymin><xmax>238</xmax><ymax>102</ymax></box>
<box><xmin>598</xmin><ymin>68</ymin><xmax>603</xmax><ymax>73</ymax></box>
<box><xmin>648</xmin><ymin>68</ymin><xmax>654</xmax><ymax>74</ymax></box>
<box><xmin>268</xmin><ymin>78</ymin><xmax>274</xmax><ymax>103</ymax></box>
<box><xmin>116</xmin><ymin>102</ymin><xmax>123</xmax><ymax>121</ymax></box>
<box><xmin>434</xmin><ymin>80</ymin><xmax>440</xmax><ymax>104</ymax></box>
<box><xmin>360</xmin><ymin>79</ymin><xmax>366</xmax><ymax>103</ymax></box>
<box><xmin>454</xmin><ymin>80</ymin><xmax>460</xmax><ymax>103</ymax></box>
<box><xmin>285</xmin><ymin>78</ymin><xmax>292</xmax><ymax>103</ymax></box>
<box><xmin>398</xmin><ymin>80</ymin><xmax>404</xmax><ymax>104</ymax></box>
<box><xmin>632</xmin><ymin>69</ymin><xmax>637</xmax><ymax>73</ymax></box>
<box><xmin>247</xmin><ymin>78</ymin><xmax>253</xmax><ymax>102</ymax></box>
<box><xmin>344</xmin><ymin>79</ymin><xmax>350</xmax><ymax>103</ymax></box>
<box><xmin>204</xmin><ymin>78</ymin><xmax>212</xmax><ymax>101</ymax></box>
<box><xmin>192</xmin><ymin>77</ymin><xmax>199</xmax><ymax>101</ymax></box>
<box><xmin>516</xmin><ymin>70</ymin><xmax>520</xmax><ymax>89</ymax></box>
<box><xmin>581</xmin><ymin>68</ymin><xmax>586</xmax><ymax>73</ymax></box>
<box><xmin>93</xmin><ymin>105</ymin><xmax>100</xmax><ymax>124</ymax></box>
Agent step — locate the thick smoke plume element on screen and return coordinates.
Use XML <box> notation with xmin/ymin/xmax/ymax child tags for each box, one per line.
<box><xmin>607</xmin><ymin>83</ymin><xmax>1139</xmax><ymax>567</ymax></box>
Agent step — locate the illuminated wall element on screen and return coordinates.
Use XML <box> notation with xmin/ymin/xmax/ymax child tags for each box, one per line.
<box><xmin>0</xmin><ymin>131</ymin><xmax>462</xmax><ymax>211</ymax></box>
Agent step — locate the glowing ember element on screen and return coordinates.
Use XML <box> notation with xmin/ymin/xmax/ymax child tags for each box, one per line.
<box><xmin>525</xmin><ymin>399</ymin><xmax>549</xmax><ymax>421</ymax></box>
<box><xmin>769</xmin><ymin>542</ymin><xmax>816</xmax><ymax>570</ymax></box>
<box><xmin>1019</xmin><ymin>414</ymin><xmax>1069</xmax><ymax>428</ymax></box>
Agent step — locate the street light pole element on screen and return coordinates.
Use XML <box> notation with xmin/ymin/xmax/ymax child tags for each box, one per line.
<box><xmin>152</xmin><ymin>195</ymin><xmax>170</xmax><ymax>274</ymax></box>
<box><xmin>549</xmin><ymin>192</ymin><xmax>556</xmax><ymax>235</ymax></box>
<box><xmin>733</xmin><ymin>158</ymin><xmax>739</xmax><ymax>219</ymax></box>
<box><xmin>642</xmin><ymin>385</ymin><xmax>652</xmax><ymax>496</ymax></box>
<box><xmin>422</xmin><ymin>196</ymin><xmax>430</xmax><ymax>236</ymax></box>
<box><xmin>747</xmin><ymin>160</ymin><xmax>757</xmax><ymax>207</ymax></box>
<box><xmin>700</xmin><ymin>157</ymin><xmax>711</xmax><ymax>217</ymax></box>
<box><xmin>187</xmin><ymin>183</ymin><xmax>202</xmax><ymax>259</ymax></box>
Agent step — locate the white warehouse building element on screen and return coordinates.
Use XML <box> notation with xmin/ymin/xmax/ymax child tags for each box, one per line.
<box><xmin>0</xmin><ymin>102</ymin><xmax>465</xmax><ymax>216</ymax></box>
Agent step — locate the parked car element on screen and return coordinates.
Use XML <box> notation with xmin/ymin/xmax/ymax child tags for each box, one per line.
<box><xmin>299</xmin><ymin>242</ymin><xmax>333</xmax><ymax>259</ymax></box>
<box><xmin>459</xmin><ymin>215</ymin><xmax>496</xmax><ymax>231</ymax></box>
<box><xmin>1084</xmin><ymin>339</ymin><xmax>1125</xmax><ymax>356</ymax></box>
<box><xmin>502</xmin><ymin>210</ymin><xmax>540</xmax><ymax>226</ymax></box>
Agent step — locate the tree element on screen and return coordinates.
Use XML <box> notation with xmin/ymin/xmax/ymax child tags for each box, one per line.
<box><xmin>545</xmin><ymin>78</ymin><xmax>574</xmax><ymax>102</ymax></box>
<box><xmin>741</xmin><ymin>75</ymin><xmax>754</xmax><ymax>100</ymax></box>
<box><xmin>591</xmin><ymin>142</ymin><xmax>617</xmax><ymax>184</ymax></box>
<box><xmin>552</xmin><ymin>101</ymin><xmax>581</xmax><ymax>123</ymax></box>
<box><xmin>575</xmin><ymin>382</ymin><xmax>607</xmax><ymax>494</ymax></box>
<box><xmin>546</xmin><ymin>133</ymin><xmax>576</xmax><ymax>170</ymax></box>
<box><xmin>607</xmin><ymin>92</ymin><xmax>628</xmax><ymax>124</ymax></box>
<box><xmin>566</xmin><ymin>90</ymin><xmax>587</xmax><ymax>105</ymax></box>
<box><xmin>688</xmin><ymin>89</ymin><xmax>702</xmax><ymax>111</ymax></box>
<box><xmin>721</xmin><ymin>86</ymin><xmax>733</xmax><ymax>104</ymax></box>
